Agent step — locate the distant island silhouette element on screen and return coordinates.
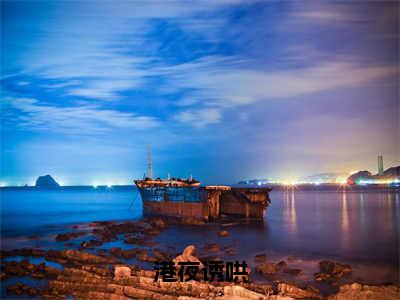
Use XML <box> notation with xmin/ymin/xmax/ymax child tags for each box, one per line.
<box><xmin>35</xmin><ymin>175</ymin><xmax>60</xmax><ymax>188</ymax></box>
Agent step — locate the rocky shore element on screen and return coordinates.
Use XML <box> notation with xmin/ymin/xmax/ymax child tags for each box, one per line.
<box><xmin>1</xmin><ymin>217</ymin><xmax>399</xmax><ymax>299</ymax></box>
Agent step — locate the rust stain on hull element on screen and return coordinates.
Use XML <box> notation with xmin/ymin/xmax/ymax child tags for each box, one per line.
<box><xmin>138</xmin><ymin>185</ymin><xmax>271</xmax><ymax>221</ymax></box>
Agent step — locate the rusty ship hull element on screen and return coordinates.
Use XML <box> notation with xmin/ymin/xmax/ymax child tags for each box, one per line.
<box><xmin>135</xmin><ymin>181</ymin><xmax>271</xmax><ymax>221</ymax></box>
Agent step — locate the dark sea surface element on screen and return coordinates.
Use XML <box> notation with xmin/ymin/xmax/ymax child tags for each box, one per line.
<box><xmin>1</xmin><ymin>187</ymin><xmax>399</xmax><ymax>284</ymax></box>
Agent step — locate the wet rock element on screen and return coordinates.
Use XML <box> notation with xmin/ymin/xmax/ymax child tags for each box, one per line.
<box><xmin>7</xmin><ymin>283</ymin><xmax>37</xmax><ymax>297</ymax></box>
<box><xmin>91</xmin><ymin>220</ymin><xmax>149</xmax><ymax>243</ymax></box>
<box><xmin>2</xmin><ymin>260</ymin><xmax>61</xmax><ymax>279</ymax></box>
<box><xmin>287</xmin><ymin>256</ymin><xmax>296</xmax><ymax>262</ymax></box>
<box><xmin>109</xmin><ymin>247</ymin><xmax>138</xmax><ymax>259</ymax></box>
<box><xmin>181</xmin><ymin>216</ymin><xmax>206</xmax><ymax>225</ymax></box>
<box><xmin>81</xmin><ymin>239</ymin><xmax>103</xmax><ymax>248</ymax></box>
<box><xmin>314</xmin><ymin>260</ymin><xmax>352</xmax><ymax>282</ymax></box>
<box><xmin>122</xmin><ymin>249</ymin><xmax>140</xmax><ymax>259</ymax></box>
<box><xmin>255</xmin><ymin>262</ymin><xmax>278</xmax><ymax>275</ymax></box>
<box><xmin>224</xmin><ymin>285</ymin><xmax>270</xmax><ymax>299</ymax></box>
<box><xmin>136</xmin><ymin>250</ymin><xmax>156</xmax><ymax>263</ymax></box>
<box><xmin>81</xmin><ymin>265</ymin><xmax>111</xmax><ymax>277</ymax></box>
<box><xmin>217</xmin><ymin>230</ymin><xmax>229</xmax><ymax>237</ymax></box>
<box><xmin>223</xmin><ymin>245</ymin><xmax>236</xmax><ymax>255</ymax></box>
<box><xmin>199</xmin><ymin>255</ymin><xmax>222</xmax><ymax>263</ymax></box>
<box><xmin>328</xmin><ymin>283</ymin><xmax>400</xmax><ymax>300</ymax></box>
<box><xmin>149</xmin><ymin>217</ymin><xmax>166</xmax><ymax>228</ymax></box>
<box><xmin>124</xmin><ymin>236</ymin><xmax>155</xmax><ymax>246</ymax></box>
<box><xmin>202</xmin><ymin>243</ymin><xmax>221</xmax><ymax>252</ymax></box>
<box><xmin>46</xmin><ymin>249</ymin><xmax>113</xmax><ymax>265</ymax></box>
<box><xmin>283</xmin><ymin>268</ymin><xmax>304</xmax><ymax>276</ymax></box>
<box><xmin>277</xmin><ymin>282</ymin><xmax>323</xmax><ymax>299</ymax></box>
<box><xmin>153</xmin><ymin>249</ymin><xmax>170</xmax><ymax>261</ymax></box>
<box><xmin>3</xmin><ymin>261</ymin><xmax>25</xmax><ymax>276</ymax></box>
<box><xmin>114</xmin><ymin>265</ymin><xmax>131</xmax><ymax>280</ymax></box>
<box><xmin>55</xmin><ymin>231</ymin><xmax>86</xmax><ymax>242</ymax></box>
<box><xmin>0</xmin><ymin>248</ymin><xmax>46</xmax><ymax>258</ymax></box>
<box><xmin>254</xmin><ymin>253</ymin><xmax>267</xmax><ymax>263</ymax></box>
<box><xmin>89</xmin><ymin>220</ymin><xmax>116</xmax><ymax>227</ymax></box>
<box><xmin>276</xmin><ymin>261</ymin><xmax>288</xmax><ymax>270</ymax></box>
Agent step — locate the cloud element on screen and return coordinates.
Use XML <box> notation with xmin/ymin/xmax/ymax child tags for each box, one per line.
<box><xmin>162</xmin><ymin>57</ymin><xmax>398</xmax><ymax>107</ymax></box>
<box><xmin>174</xmin><ymin>108</ymin><xmax>221</xmax><ymax>127</ymax></box>
<box><xmin>41</xmin><ymin>80</ymin><xmax>81</xmax><ymax>89</ymax></box>
<box><xmin>6</xmin><ymin>98</ymin><xmax>160</xmax><ymax>134</ymax></box>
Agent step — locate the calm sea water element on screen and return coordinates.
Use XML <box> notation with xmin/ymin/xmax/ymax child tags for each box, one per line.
<box><xmin>1</xmin><ymin>187</ymin><xmax>399</xmax><ymax>283</ymax></box>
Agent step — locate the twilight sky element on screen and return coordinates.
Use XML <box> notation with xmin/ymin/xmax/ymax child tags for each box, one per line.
<box><xmin>1</xmin><ymin>0</ymin><xmax>399</xmax><ymax>186</ymax></box>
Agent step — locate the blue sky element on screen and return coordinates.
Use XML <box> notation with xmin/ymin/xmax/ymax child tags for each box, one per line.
<box><xmin>1</xmin><ymin>0</ymin><xmax>399</xmax><ymax>185</ymax></box>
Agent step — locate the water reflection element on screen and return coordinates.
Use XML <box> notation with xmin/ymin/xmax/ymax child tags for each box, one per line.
<box><xmin>283</xmin><ymin>189</ymin><xmax>297</xmax><ymax>236</ymax></box>
<box><xmin>341</xmin><ymin>191</ymin><xmax>350</xmax><ymax>250</ymax></box>
<box><xmin>383</xmin><ymin>193</ymin><xmax>395</xmax><ymax>235</ymax></box>
<box><xmin>359</xmin><ymin>193</ymin><xmax>365</xmax><ymax>228</ymax></box>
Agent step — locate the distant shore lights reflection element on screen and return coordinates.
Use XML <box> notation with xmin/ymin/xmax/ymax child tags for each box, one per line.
<box><xmin>341</xmin><ymin>191</ymin><xmax>350</xmax><ymax>250</ymax></box>
<box><xmin>283</xmin><ymin>189</ymin><xmax>297</xmax><ymax>236</ymax></box>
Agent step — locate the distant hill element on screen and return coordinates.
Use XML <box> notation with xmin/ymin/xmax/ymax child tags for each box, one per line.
<box><xmin>35</xmin><ymin>175</ymin><xmax>60</xmax><ymax>187</ymax></box>
<box><xmin>347</xmin><ymin>166</ymin><xmax>400</xmax><ymax>183</ymax></box>
<box><xmin>347</xmin><ymin>171</ymin><xmax>372</xmax><ymax>183</ymax></box>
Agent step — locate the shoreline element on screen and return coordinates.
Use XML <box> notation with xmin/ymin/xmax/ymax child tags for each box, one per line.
<box><xmin>1</xmin><ymin>217</ymin><xmax>399</xmax><ymax>299</ymax></box>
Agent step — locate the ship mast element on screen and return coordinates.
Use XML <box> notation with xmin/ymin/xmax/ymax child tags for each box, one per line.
<box><xmin>148</xmin><ymin>144</ymin><xmax>152</xmax><ymax>179</ymax></box>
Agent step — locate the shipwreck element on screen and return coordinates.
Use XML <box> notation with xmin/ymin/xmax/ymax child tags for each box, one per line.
<box><xmin>134</xmin><ymin>147</ymin><xmax>271</xmax><ymax>221</ymax></box>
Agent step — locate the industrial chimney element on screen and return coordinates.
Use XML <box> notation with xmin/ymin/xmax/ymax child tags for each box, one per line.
<box><xmin>377</xmin><ymin>155</ymin><xmax>384</xmax><ymax>176</ymax></box>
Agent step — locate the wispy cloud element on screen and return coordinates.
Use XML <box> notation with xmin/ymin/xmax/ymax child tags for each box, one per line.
<box><xmin>6</xmin><ymin>98</ymin><xmax>159</xmax><ymax>134</ymax></box>
<box><xmin>162</xmin><ymin>57</ymin><xmax>398</xmax><ymax>109</ymax></box>
<box><xmin>174</xmin><ymin>108</ymin><xmax>221</xmax><ymax>127</ymax></box>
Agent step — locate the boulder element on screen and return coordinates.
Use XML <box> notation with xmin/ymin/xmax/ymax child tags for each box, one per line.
<box><xmin>254</xmin><ymin>253</ymin><xmax>267</xmax><ymax>263</ymax></box>
<box><xmin>81</xmin><ymin>239</ymin><xmax>103</xmax><ymax>248</ymax></box>
<box><xmin>56</xmin><ymin>231</ymin><xmax>86</xmax><ymax>242</ymax></box>
<box><xmin>256</xmin><ymin>262</ymin><xmax>278</xmax><ymax>275</ymax></box>
<box><xmin>217</xmin><ymin>230</ymin><xmax>229</xmax><ymax>237</ymax></box>
<box><xmin>136</xmin><ymin>251</ymin><xmax>156</xmax><ymax>263</ymax></box>
<box><xmin>7</xmin><ymin>283</ymin><xmax>37</xmax><ymax>297</ymax></box>
<box><xmin>114</xmin><ymin>265</ymin><xmax>131</xmax><ymax>280</ymax></box>
<box><xmin>328</xmin><ymin>283</ymin><xmax>399</xmax><ymax>300</ymax></box>
<box><xmin>283</xmin><ymin>268</ymin><xmax>304</xmax><ymax>276</ymax></box>
<box><xmin>276</xmin><ymin>261</ymin><xmax>288</xmax><ymax>270</ymax></box>
<box><xmin>150</xmin><ymin>217</ymin><xmax>166</xmax><ymax>228</ymax></box>
<box><xmin>46</xmin><ymin>249</ymin><xmax>112</xmax><ymax>265</ymax></box>
<box><xmin>175</xmin><ymin>245</ymin><xmax>204</xmax><ymax>268</ymax></box>
<box><xmin>202</xmin><ymin>243</ymin><xmax>221</xmax><ymax>252</ymax></box>
<box><xmin>153</xmin><ymin>249</ymin><xmax>170</xmax><ymax>261</ymax></box>
<box><xmin>277</xmin><ymin>282</ymin><xmax>323</xmax><ymax>299</ymax></box>
<box><xmin>314</xmin><ymin>260</ymin><xmax>352</xmax><ymax>282</ymax></box>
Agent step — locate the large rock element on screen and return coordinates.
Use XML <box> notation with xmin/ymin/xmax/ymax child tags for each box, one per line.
<box><xmin>314</xmin><ymin>260</ymin><xmax>352</xmax><ymax>282</ymax></box>
<box><xmin>114</xmin><ymin>265</ymin><xmax>131</xmax><ymax>280</ymax></box>
<box><xmin>277</xmin><ymin>283</ymin><xmax>323</xmax><ymax>299</ymax></box>
<box><xmin>328</xmin><ymin>283</ymin><xmax>400</xmax><ymax>300</ymax></box>
<box><xmin>56</xmin><ymin>231</ymin><xmax>86</xmax><ymax>242</ymax></box>
<box><xmin>7</xmin><ymin>283</ymin><xmax>37</xmax><ymax>297</ymax></box>
<box><xmin>35</xmin><ymin>175</ymin><xmax>60</xmax><ymax>187</ymax></box>
<box><xmin>256</xmin><ymin>262</ymin><xmax>278</xmax><ymax>275</ymax></box>
<box><xmin>46</xmin><ymin>249</ymin><xmax>113</xmax><ymax>265</ymax></box>
<box><xmin>254</xmin><ymin>253</ymin><xmax>267</xmax><ymax>263</ymax></box>
<box><xmin>175</xmin><ymin>245</ymin><xmax>204</xmax><ymax>269</ymax></box>
<box><xmin>223</xmin><ymin>285</ymin><xmax>270</xmax><ymax>299</ymax></box>
<box><xmin>217</xmin><ymin>230</ymin><xmax>229</xmax><ymax>237</ymax></box>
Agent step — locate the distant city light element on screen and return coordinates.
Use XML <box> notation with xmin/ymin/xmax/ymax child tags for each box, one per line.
<box><xmin>335</xmin><ymin>177</ymin><xmax>348</xmax><ymax>185</ymax></box>
<box><xmin>357</xmin><ymin>178</ymin><xmax>400</xmax><ymax>185</ymax></box>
